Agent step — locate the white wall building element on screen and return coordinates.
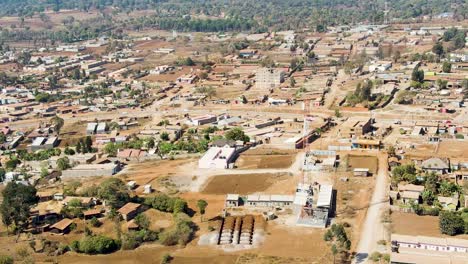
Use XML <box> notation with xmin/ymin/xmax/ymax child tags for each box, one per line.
<box><xmin>198</xmin><ymin>147</ymin><xmax>236</xmax><ymax>169</ymax></box>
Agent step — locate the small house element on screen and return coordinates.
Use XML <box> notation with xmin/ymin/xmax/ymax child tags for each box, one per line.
<box><xmin>421</xmin><ymin>157</ymin><xmax>450</xmax><ymax>175</ymax></box>
<box><xmin>49</xmin><ymin>218</ymin><xmax>74</xmax><ymax>234</ymax></box>
<box><xmin>437</xmin><ymin>196</ymin><xmax>459</xmax><ymax>211</ymax></box>
<box><xmin>143</xmin><ymin>184</ymin><xmax>152</xmax><ymax>194</ymax></box>
<box><xmin>83</xmin><ymin>208</ymin><xmax>103</xmax><ymax>220</ymax></box>
<box><xmin>353</xmin><ymin>168</ymin><xmax>370</xmax><ymax>177</ymax></box>
<box><xmin>117</xmin><ymin>202</ymin><xmax>143</xmax><ymax>221</ymax></box>
<box><xmin>400</xmin><ymin>191</ymin><xmax>421</xmax><ymax>205</ymax></box>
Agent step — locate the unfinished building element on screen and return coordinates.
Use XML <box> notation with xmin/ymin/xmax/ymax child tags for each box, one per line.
<box><xmin>296</xmin><ymin>184</ymin><xmax>333</xmax><ymax>228</ymax></box>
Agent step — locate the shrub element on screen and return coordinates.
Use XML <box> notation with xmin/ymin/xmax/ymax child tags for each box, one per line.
<box><xmin>377</xmin><ymin>240</ymin><xmax>386</xmax><ymax>245</ymax></box>
<box><xmin>161</xmin><ymin>253</ymin><xmax>172</xmax><ymax>264</ymax></box>
<box><xmin>0</xmin><ymin>255</ymin><xmax>13</xmax><ymax>264</ymax></box>
<box><xmin>77</xmin><ymin>235</ymin><xmax>120</xmax><ymax>254</ymax></box>
<box><xmin>70</xmin><ymin>240</ymin><xmax>80</xmax><ymax>252</ymax></box>
<box><xmin>439</xmin><ymin>211</ymin><xmax>465</xmax><ymax>236</ymax></box>
<box><xmin>159</xmin><ymin>213</ymin><xmax>195</xmax><ymax>246</ymax></box>
<box><xmin>144</xmin><ymin>195</ymin><xmax>188</xmax><ymax>214</ymax></box>
<box><xmin>90</xmin><ymin>217</ymin><xmax>101</xmax><ymax>227</ymax></box>
<box><xmin>370</xmin><ymin>251</ymin><xmax>381</xmax><ymax>262</ymax></box>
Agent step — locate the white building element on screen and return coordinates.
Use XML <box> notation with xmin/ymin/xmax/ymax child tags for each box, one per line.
<box><xmin>198</xmin><ymin>147</ymin><xmax>236</xmax><ymax>169</ymax></box>
<box><xmin>391</xmin><ymin>234</ymin><xmax>468</xmax><ymax>253</ymax></box>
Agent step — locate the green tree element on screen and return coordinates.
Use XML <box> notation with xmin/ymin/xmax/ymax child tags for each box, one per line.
<box><xmin>432</xmin><ymin>42</ymin><xmax>444</xmax><ymax>58</ymax></box>
<box><xmin>76</xmin><ymin>235</ymin><xmax>119</xmax><ymax>254</ymax></box>
<box><xmin>134</xmin><ymin>213</ymin><xmax>150</xmax><ymax>230</ymax></box>
<box><xmin>157</xmin><ymin>142</ymin><xmax>173</xmax><ymax>159</ymax></box>
<box><xmin>50</xmin><ymin>116</ymin><xmax>64</xmax><ymax>135</ymax></box>
<box><xmin>290</xmin><ymin>77</ymin><xmax>296</xmax><ymax>87</ymax></box>
<box><xmin>442</xmin><ymin>61</ymin><xmax>452</xmax><ymax>73</ymax></box>
<box><xmin>160</xmin><ymin>132</ymin><xmax>170</xmax><ymax>141</ymax></box>
<box><xmin>197</xmin><ymin>199</ymin><xmax>208</xmax><ymax>222</ymax></box>
<box><xmin>225</xmin><ymin>128</ymin><xmax>250</xmax><ymax>143</ymax></box>
<box><xmin>0</xmin><ymin>255</ymin><xmax>13</xmax><ymax>264</ymax></box>
<box><xmin>104</xmin><ymin>142</ymin><xmax>118</xmax><ymax>157</ymax></box>
<box><xmin>97</xmin><ymin>178</ymin><xmax>130</xmax><ymax>209</ymax></box>
<box><xmin>57</xmin><ymin>157</ymin><xmax>71</xmax><ymax>171</ymax></box>
<box><xmin>439</xmin><ymin>211</ymin><xmax>464</xmax><ymax>236</ymax></box>
<box><xmin>0</xmin><ymin>182</ymin><xmax>38</xmax><ymax>239</ymax></box>
<box><xmin>0</xmin><ymin>168</ymin><xmax>5</xmax><ymax>182</ymax></box>
<box><xmin>411</xmin><ymin>67</ymin><xmax>424</xmax><ymax>83</ymax></box>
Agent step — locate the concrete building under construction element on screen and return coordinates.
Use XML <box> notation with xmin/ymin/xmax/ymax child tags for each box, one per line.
<box><xmin>295</xmin><ymin>184</ymin><xmax>333</xmax><ymax>228</ymax></box>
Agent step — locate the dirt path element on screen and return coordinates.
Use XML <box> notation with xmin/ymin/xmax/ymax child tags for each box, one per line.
<box><xmin>353</xmin><ymin>152</ymin><xmax>389</xmax><ymax>264</ymax></box>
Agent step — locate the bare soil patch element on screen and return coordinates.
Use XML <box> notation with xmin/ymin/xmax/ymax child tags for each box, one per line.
<box><xmin>391</xmin><ymin>212</ymin><xmax>468</xmax><ymax>239</ymax></box>
<box><xmin>201</xmin><ymin>173</ymin><xmax>291</xmax><ymax>195</ymax></box>
<box><xmin>346</xmin><ymin>155</ymin><xmax>378</xmax><ymax>174</ymax></box>
<box><xmin>236</xmin><ymin>153</ymin><xmax>295</xmax><ymax>169</ymax></box>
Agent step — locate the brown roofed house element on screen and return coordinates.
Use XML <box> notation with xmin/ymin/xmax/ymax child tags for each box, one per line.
<box><xmin>117</xmin><ymin>202</ymin><xmax>143</xmax><ymax>221</ymax></box>
<box><xmin>50</xmin><ymin>218</ymin><xmax>74</xmax><ymax>234</ymax></box>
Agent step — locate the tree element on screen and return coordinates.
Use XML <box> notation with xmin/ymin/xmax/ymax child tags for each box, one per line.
<box><xmin>432</xmin><ymin>42</ymin><xmax>444</xmax><ymax>58</ymax></box>
<box><xmin>97</xmin><ymin>178</ymin><xmax>130</xmax><ymax>209</ymax></box>
<box><xmin>393</xmin><ymin>50</ymin><xmax>401</xmax><ymax>63</ymax></box>
<box><xmin>290</xmin><ymin>77</ymin><xmax>296</xmax><ymax>87</ymax></box>
<box><xmin>147</xmin><ymin>138</ymin><xmax>155</xmax><ymax>149</ymax></box>
<box><xmin>0</xmin><ymin>255</ymin><xmax>13</xmax><ymax>264</ymax></box>
<box><xmin>411</xmin><ymin>66</ymin><xmax>424</xmax><ymax>83</ymax></box>
<box><xmin>0</xmin><ymin>168</ymin><xmax>5</xmax><ymax>182</ymax></box>
<box><xmin>157</xmin><ymin>142</ymin><xmax>173</xmax><ymax>159</ymax></box>
<box><xmin>76</xmin><ymin>235</ymin><xmax>119</xmax><ymax>254</ymax></box>
<box><xmin>0</xmin><ymin>183</ymin><xmax>38</xmax><ymax>239</ymax></box>
<box><xmin>76</xmin><ymin>141</ymin><xmax>83</xmax><ymax>154</ymax></box>
<box><xmin>134</xmin><ymin>213</ymin><xmax>150</xmax><ymax>230</ymax></box>
<box><xmin>334</xmin><ymin>109</ymin><xmax>342</xmax><ymax>118</ymax></box>
<box><xmin>197</xmin><ymin>200</ymin><xmax>208</xmax><ymax>222</ymax></box>
<box><xmin>50</xmin><ymin>116</ymin><xmax>64</xmax><ymax>135</ymax></box>
<box><xmin>225</xmin><ymin>128</ymin><xmax>250</xmax><ymax>143</ymax></box>
<box><xmin>85</xmin><ymin>136</ymin><xmax>93</xmax><ymax>152</ymax></box>
<box><xmin>160</xmin><ymin>132</ymin><xmax>170</xmax><ymax>141</ymax></box>
<box><xmin>104</xmin><ymin>142</ymin><xmax>118</xmax><ymax>157</ymax></box>
<box><xmin>323</xmin><ymin>224</ymin><xmax>351</xmax><ymax>263</ymax></box>
<box><xmin>439</xmin><ymin>211</ymin><xmax>464</xmax><ymax>236</ymax></box>
<box><xmin>57</xmin><ymin>157</ymin><xmax>71</xmax><ymax>171</ymax></box>
<box><xmin>195</xmin><ymin>86</ymin><xmax>216</xmax><ymax>99</ymax></box>
<box><xmin>442</xmin><ymin>61</ymin><xmax>452</xmax><ymax>73</ymax></box>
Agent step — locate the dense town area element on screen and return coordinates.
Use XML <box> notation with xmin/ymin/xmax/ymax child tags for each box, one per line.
<box><xmin>0</xmin><ymin>1</ymin><xmax>467</xmax><ymax>264</ymax></box>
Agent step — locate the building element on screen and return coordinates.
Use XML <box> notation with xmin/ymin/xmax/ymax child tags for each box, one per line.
<box><xmin>391</xmin><ymin>233</ymin><xmax>468</xmax><ymax>254</ymax></box>
<box><xmin>198</xmin><ymin>147</ymin><xmax>237</xmax><ymax>169</ymax></box>
<box><xmin>421</xmin><ymin>157</ymin><xmax>450</xmax><ymax>175</ymax></box>
<box><xmin>437</xmin><ymin>196</ymin><xmax>459</xmax><ymax>211</ymax></box>
<box><xmin>246</xmin><ymin>194</ymin><xmax>294</xmax><ymax>208</ymax></box>
<box><xmin>353</xmin><ymin>168</ymin><xmax>370</xmax><ymax>177</ymax></box>
<box><xmin>340</xmin><ymin>118</ymin><xmax>372</xmax><ymax>138</ymax></box>
<box><xmin>189</xmin><ymin>114</ymin><xmax>217</xmax><ymax>126</ymax></box>
<box><xmin>225</xmin><ymin>194</ymin><xmax>240</xmax><ymax>207</ymax></box>
<box><xmin>176</xmin><ymin>74</ymin><xmax>198</xmax><ymax>84</ymax></box>
<box><xmin>255</xmin><ymin>68</ymin><xmax>284</xmax><ymax>90</ymax></box>
<box><xmin>83</xmin><ymin>208</ymin><xmax>103</xmax><ymax>220</ymax></box>
<box><xmin>49</xmin><ymin>218</ymin><xmax>74</xmax><ymax>234</ymax></box>
<box><xmin>61</xmin><ymin>163</ymin><xmax>120</xmax><ymax>178</ymax></box>
<box><xmin>118</xmin><ymin>202</ymin><xmax>143</xmax><ymax>221</ymax></box>
<box><xmin>29</xmin><ymin>136</ymin><xmax>58</xmax><ymax>151</ymax></box>
<box><xmin>352</xmin><ymin>139</ymin><xmax>381</xmax><ymax>150</ymax></box>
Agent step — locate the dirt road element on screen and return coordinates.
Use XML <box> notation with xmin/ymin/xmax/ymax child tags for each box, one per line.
<box><xmin>353</xmin><ymin>152</ymin><xmax>389</xmax><ymax>264</ymax></box>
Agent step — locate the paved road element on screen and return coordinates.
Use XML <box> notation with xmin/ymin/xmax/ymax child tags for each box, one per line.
<box><xmin>353</xmin><ymin>153</ymin><xmax>389</xmax><ymax>264</ymax></box>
